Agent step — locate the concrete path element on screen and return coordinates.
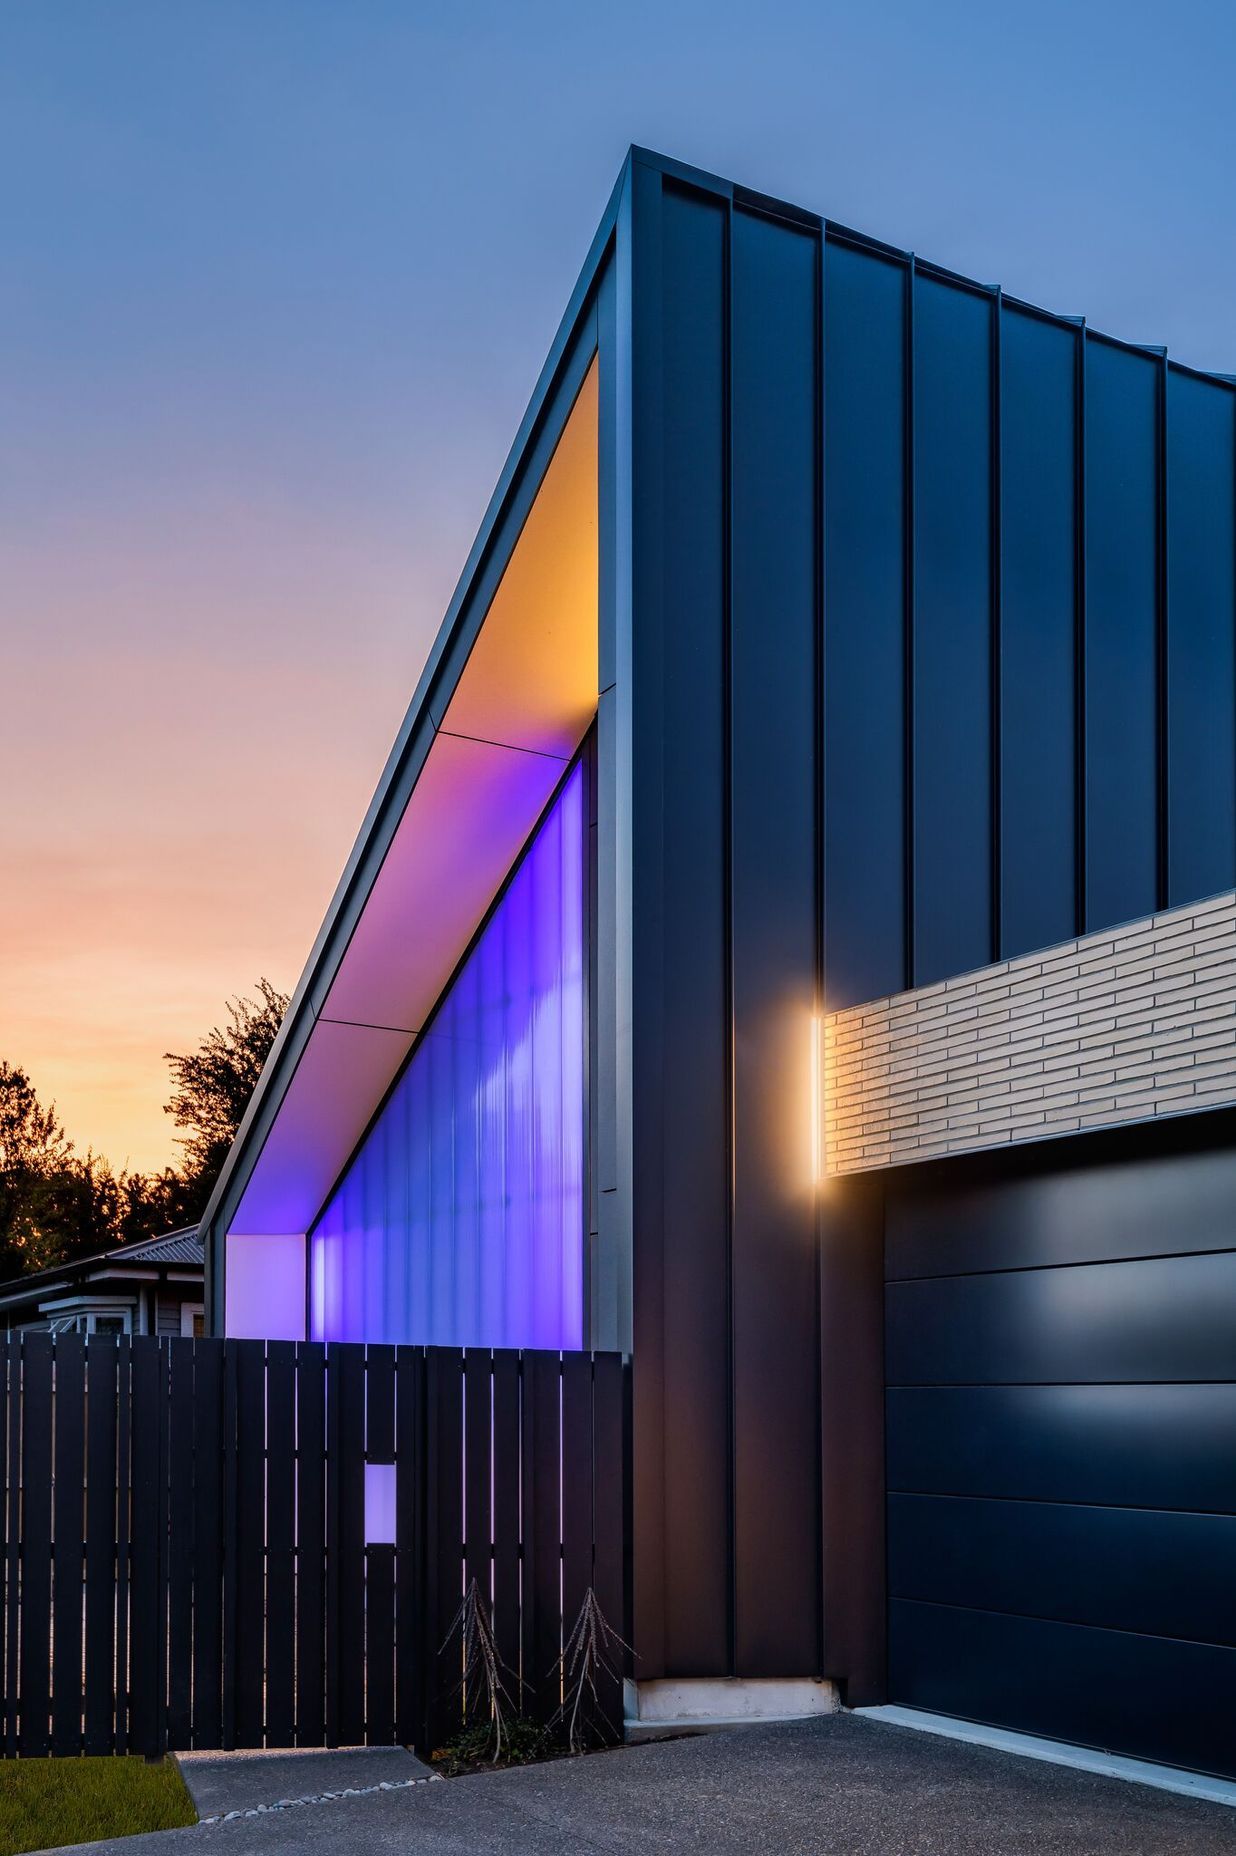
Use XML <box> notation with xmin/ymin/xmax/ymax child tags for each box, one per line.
<box><xmin>175</xmin><ymin>1744</ymin><xmax>434</xmax><ymax>1818</ymax></box>
<box><xmin>43</xmin><ymin>1714</ymin><xmax>1236</xmax><ymax>1854</ymax></box>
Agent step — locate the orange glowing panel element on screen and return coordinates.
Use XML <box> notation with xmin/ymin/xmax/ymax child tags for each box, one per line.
<box><xmin>438</xmin><ymin>359</ymin><xmax>598</xmax><ymax>758</ymax></box>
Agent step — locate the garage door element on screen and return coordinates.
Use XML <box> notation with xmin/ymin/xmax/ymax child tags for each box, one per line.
<box><xmin>884</xmin><ymin>1140</ymin><xmax>1236</xmax><ymax>1780</ymax></box>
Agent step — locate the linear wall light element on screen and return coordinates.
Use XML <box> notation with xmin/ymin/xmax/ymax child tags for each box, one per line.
<box><xmin>811</xmin><ymin>1011</ymin><xmax>824</xmax><ymax>1189</ymax></box>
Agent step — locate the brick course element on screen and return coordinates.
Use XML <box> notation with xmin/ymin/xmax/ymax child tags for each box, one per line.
<box><xmin>823</xmin><ymin>892</ymin><xmax>1236</xmax><ymax>1173</ymax></box>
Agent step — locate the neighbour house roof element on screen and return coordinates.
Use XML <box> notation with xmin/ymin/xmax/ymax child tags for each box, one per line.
<box><xmin>0</xmin><ymin>1226</ymin><xmax>204</xmax><ymax>1312</ymax></box>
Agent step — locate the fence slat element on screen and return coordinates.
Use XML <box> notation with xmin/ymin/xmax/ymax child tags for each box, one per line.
<box><xmin>265</xmin><ymin>1341</ymin><xmax>296</xmax><ymax>1746</ymax></box>
<box><xmin>365</xmin><ymin>1346</ymin><xmax>396</xmax><ymax>1745</ymax></box>
<box><xmin>51</xmin><ymin>1334</ymin><xmax>86</xmax><ymax>1755</ymax></box>
<box><xmin>129</xmin><ymin>1338</ymin><xmax>165</xmax><ymax>1756</ymax></box>
<box><xmin>490</xmin><ymin>1351</ymin><xmax>521</xmax><ymax>1703</ymax></box>
<box><xmin>82</xmin><ymin>1339</ymin><xmax>118</xmax><ymax>1754</ymax></box>
<box><xmin>1</xmin><ymin>1340</ymin><xmax>16</xmax><ymax>1759</ymax></box>
<box><xmin>19</xmin><ymin>1334</ymin><xmax>54</xmax><ymax>1755</ymax></box>
<box><xmin>427</xmin><ymin>1349</ymin><xmax>463</xmax><ymax>1750</ymax></box>
<box><xmin>191</xmin><ymin>1339</ymin><xmax>224</xmax><ymax>1748</ymax></box>
<box><xmin>521</xmin><ymin>1351</ymin><xmax>561</xmax><ymax>1724</ymax></box>
<box><xmin>331</xmin><ymin>1344</ymin><xmax>366</xmax><ymax>1747</ymax></box>
<box><xmin>591</xmin><ymin>1353</ymin><xmax>627</xmax><ymax>1738</ymax></box>
<box><xmin>393</xmin><ymin>1347</ymin><xmax>424</xmax><ymax>1749</ymax></box>
<box><xmin>233</xmin><ymin>1341</ymin><xmax>266</xmax><ymax>1747</ymax></box>
<box><xmin>166</xmin><ymin>1341</ymin><xmax>194</xmax><ymax>1750</ymax></box>
<box><xmin>561</xmin><ymin>1354</ymin><xmax>593</xmax><ymax>1649</ymax></box>
<box><xmin>295</xmin><ymin>1342</ymin><xmax>326</xmax><ymax>1746</ymax></box>
<box><xmin>113</xmin><ymin>1337</ymin><xmax>132</xmax><ymax>1754</ymax></box>
<box><xmin>463</xmin><ymin>1351</ymin><xmax>491</xmax><ymax>1606</ymax></box>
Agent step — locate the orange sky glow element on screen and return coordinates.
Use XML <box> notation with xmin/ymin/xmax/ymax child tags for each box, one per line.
<box><xmin>2</xmin><ymin>513</ymin><xmax>447</xmax><ymax>1175</ymax></box>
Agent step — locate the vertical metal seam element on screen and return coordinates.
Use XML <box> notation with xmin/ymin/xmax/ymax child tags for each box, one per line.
<box><xmin>812</xmin><ymin>219</ymin><xmax>826</xmax><ymax>1677</ymax></box>
<box><xmin>721</xmin><ymin>190</ymin><xmax>737</xmax><ymax>1680</ymax></box>
<box><xmin>1075</xmin><ymin>324</ymin><xmax>1088</xmax><ymax>935</ymax></box>
<box><xmin>903</xmin><ymin>256</ymin><xmax>917</xmax><ymax>988</ymax></box>
<box><xmin>581</xmin><ymin>729</ymin><xmax>596</xmax><ymax>1345</ymax></box>
<box><xmin>990</xmin><ymin>287</ymin><xmax>1004</xmax><ymax>961</ymax></box>
<box><xmin>1157</xmin><ymin>350</ymin><xmax>1171</xmax><ymax>909</ymax></box>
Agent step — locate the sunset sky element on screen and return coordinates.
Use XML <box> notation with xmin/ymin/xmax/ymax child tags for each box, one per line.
<box><xmin>5</xmin><ymin>0</ymin><xmax>1236</xmax><ymax>1174</ymax></box>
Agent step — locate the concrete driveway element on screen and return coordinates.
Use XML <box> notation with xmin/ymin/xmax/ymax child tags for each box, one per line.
<box><xmin>47</xmin><ymin>1714</ymin><xmax>1236</xmax><ymax>1855</ymax></box>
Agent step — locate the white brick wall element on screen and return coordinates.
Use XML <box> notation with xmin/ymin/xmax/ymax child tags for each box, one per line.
<box><xmin>823</xmin><ymin>891</ymin><xmax>1236</xmax><ymax>1174</ymax></box>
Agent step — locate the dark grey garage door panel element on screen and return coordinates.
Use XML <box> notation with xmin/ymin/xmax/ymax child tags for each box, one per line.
<box><xmin>886</xmin><ymin>1147</ymin><xmax>1236</xmax><ymax>1279</ymax></box>
<box><xmin>886</xmin><ymin>1137</ymin><xmax>1236</xmax><ymax>1779</ymax></box>
<box><xmin>890</xmin><ymin>1600</ymin><xmax>1236</xmax><ymax>1780</ymax></box>
<box><xmin>888</xmin><ymin>1494</ymin><xmax>1236</xmax><ymax>1647</ymax></box>
<box><xmin>887</xmin><ymin>1250</ymin><xmax>1236</xmax><ymax>1384</ymax></box>
<box><xmin>886</xmin><ymin>1385</ymin><xmax>1236</xmax><ymax>1510</ymax></box>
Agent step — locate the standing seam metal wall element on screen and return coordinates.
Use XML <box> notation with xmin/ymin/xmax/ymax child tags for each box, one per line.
<box><xmin>822</xmin><ymin>244</ymin><xmax>1236</xmax><ymax>1011</ymax></box>
<box><xmin>627</xmin><ymin>165</ymin><xmax>821</xmax><ymax>1680</ymax></box>
<box><xmin>622</xmin><ymin>151</ymin><xmax>1236</xmax><ymax>1687</ymax></box>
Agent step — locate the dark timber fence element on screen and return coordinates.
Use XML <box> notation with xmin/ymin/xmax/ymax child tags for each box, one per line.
<box><xmin>0</xmin><ymin>1334</ymin><xmax>628</xmax><ymax>1758</ymax></box>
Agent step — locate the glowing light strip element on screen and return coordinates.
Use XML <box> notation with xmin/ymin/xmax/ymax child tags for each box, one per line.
<box><xmin>811</xmin><ymin>1011</ymin><xmax>823</xmax><ymax>1188</ymax></box>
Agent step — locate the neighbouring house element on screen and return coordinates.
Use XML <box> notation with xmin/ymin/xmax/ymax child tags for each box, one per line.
<box><xmin>0</xmin><ymin>1227</ymin><xmax>204</xmax><ymax>1338</ymax></box>
<box><xmin>199</xmin><ymin>149</ymin><xmax>1236</xmax><ymax>1785</ymax></box>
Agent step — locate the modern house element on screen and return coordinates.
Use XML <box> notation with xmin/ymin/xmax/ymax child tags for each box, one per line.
<box><xmin>201</xmin><ymin>149</ymin><xmax>1236</xmax><ymax>1783</ymax></box>
<box><xmin>0</xmin><ymin>1227</ymin><xmax>204</xmax><ymax>1338</ymax></box>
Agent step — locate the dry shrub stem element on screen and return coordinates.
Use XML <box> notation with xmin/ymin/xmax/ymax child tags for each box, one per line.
<box><xmin>551</xmin><ymin>1586</ymin><xmax>632</xmax><ymax>1755</ymax></box>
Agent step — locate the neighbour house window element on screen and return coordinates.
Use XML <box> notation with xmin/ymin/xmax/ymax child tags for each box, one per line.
<box><xmin>48</xmin><ymin>1309</ymin><xmax>132</xmax><ymax>1336</ymax></box>
<box><xmin>309</xmin><ymin>758</ymin><xmax>587</xmax><ymax>1351</ymax></box>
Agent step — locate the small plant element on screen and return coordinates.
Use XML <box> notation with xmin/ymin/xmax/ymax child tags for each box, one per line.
<box><xmin>435</xmin><ymin>1715</ymin><xmax>555</xmax><ymax>1777</ymax></box>
<box><xmin>551</xmin><ymin>1585</ymin><xmax>632</xmax><ymax>1754</ymax></box>
<box><xmin>440</xmin><ymin>1576</ymin><xmax>519</xmax><ymax>1763</ymax></box>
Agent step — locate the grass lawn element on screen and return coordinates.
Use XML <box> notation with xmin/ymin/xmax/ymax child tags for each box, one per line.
<box><xmin>0</xmin><ymin>1756</ymin><xmax>196</xmax><ymax>1855</ymax></box>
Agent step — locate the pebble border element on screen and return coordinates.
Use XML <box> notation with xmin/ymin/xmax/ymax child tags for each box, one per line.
<box><xmin>198</xmin><ymin>1772</ymin><xmax>443</xmax><ymax>1825</ymax></box>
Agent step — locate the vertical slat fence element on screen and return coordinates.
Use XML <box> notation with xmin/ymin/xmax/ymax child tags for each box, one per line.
<box><xmin>0</xmin><ymin>1334</ymin><xmax>627</xmax><ymax>1759</ymax></box>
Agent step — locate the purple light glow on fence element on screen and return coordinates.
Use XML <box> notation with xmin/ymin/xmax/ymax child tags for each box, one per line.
<box><xmin>310</xmin><ymin>762</ymin><xmax>585</xmax><ymax>1350</ymax></box>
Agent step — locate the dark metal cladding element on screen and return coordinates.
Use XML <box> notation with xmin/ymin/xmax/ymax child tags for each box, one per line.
<box><xmin>1167</xmin><ymin>366</ymin><xmax>1236</xmax><ymax>905</ymax></box>
<box><xmin>823</xmin><ymin>239</ymin><xmax>908</xmax><ymax>1008</ymax></box>
<box><xmin>656</xmin><ymin>179</ymin><xmax>731</xmax><ymax>1677</ymax></box>
<box><xmin>729</xmin><ymin>204</ymin><xmax>820</xmax><ymax>1676</ymax></box>
<box><xmin>911</xmin><ymin>272</ymin><xmax>994</xmax><ymax>984</ymax></box>
<box><xmin>999</xmin><ymin>307</ymin><xmax>1078</xmax><ymax>955</ymax></box>
<box><xmin>621</xmin><ymin>150</ymin><xmax>1236</xmax><ymax>1711</ymax></box>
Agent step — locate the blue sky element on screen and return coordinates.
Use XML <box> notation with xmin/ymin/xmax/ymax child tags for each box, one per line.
<box><xmin>4</xmin><ymin>0</ymin><xmax>1235</xmax><ymax>1167</ymax></box>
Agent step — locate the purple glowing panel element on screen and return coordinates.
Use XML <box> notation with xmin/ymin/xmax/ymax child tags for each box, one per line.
<box><xmin>310</xmin><ymin>762</ymin><xmax>585</xmax><ymax>1350</ymax></box>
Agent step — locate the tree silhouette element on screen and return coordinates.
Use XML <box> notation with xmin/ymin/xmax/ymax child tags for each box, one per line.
<box><xmin>162</xmin><ymin>977</ymin><xmax>289</xmax><ymax>1216</ymax></box>
<box><xmin>0</xmin><ymin>978</ymin><xmax>289</xmax><ymax>1274</ymax></box>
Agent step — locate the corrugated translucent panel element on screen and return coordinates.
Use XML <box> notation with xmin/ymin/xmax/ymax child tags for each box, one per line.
<box><xmin>310</xmin><ymin>763</ymin><xmax>585</xmax><ymax>1349</ymax></box>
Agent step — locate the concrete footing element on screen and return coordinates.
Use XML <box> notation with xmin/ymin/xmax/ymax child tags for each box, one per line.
<box><xmin>624</xmin><ymin>1677</ymin><xmax>840</xmax><ymax>1741</ymax></box>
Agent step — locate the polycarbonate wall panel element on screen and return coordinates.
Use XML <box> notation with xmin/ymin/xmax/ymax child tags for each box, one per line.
<box><xmin>310</xmin><ymin>763</ymin><xmax>585</xmax><ymax>1350</ymax></box>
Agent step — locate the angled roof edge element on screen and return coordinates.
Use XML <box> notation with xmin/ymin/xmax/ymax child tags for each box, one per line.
<box><xmin>200</xmin><ymin>152</ymin><xmax>631</xmax><ymax>1262</ymax></box>
<box><xmin>632</xmin><ymin>144</ymin><xmax>1234</xmax><ymax>386</ymax></box>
